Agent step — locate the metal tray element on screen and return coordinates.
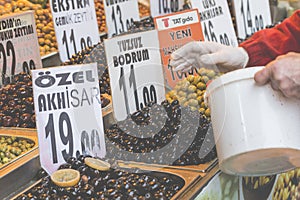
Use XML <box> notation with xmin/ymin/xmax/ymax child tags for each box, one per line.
<box><xmin>0</xmin><ymin>128</ymin><xmax>38</xmax><ymax>171</ymax></box>
<box><xmin>117</xmin><ymin>159</ymin><xmax>218</xmax><ymax>174</ymax></box>
<box><xmin>0</xmin><ymin>128</ymin><xmax>40</xmax><ymax>199</ymax></box>
<box><xmin>117</xmin><ymin>160</ymin><xmax>220</xmax><ymax>200</ymax></box>
<box><xmin>41</xmin><ymin>52</ymin><xmax>62</xmax><ymax>68</ymax></box>
<box><xmin>9</xmin><ymin>159</ymin><xmax>203</xmax><ymax>200</ymax></box>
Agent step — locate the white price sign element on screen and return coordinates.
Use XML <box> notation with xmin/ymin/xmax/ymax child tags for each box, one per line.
<box><xmin>232</xmin><ymin>0</ymin><xmax>272</xmax><ymax>39</ymax></box>
<box><xmin>0</xmin><ymin>11</ymin><xmax>42</xmax><ymax>86</ymax></box>
<box><xmin>104</xmin><ymin>30</ymin><xmax>166</xmax><ymax>121</ymax></box>
<box><xmin>104</xmin><ymin>0</ymin><xmax>140</xmax><ymax>38</ymax></box>
<box><xmin>50</xmin><ymin>0</ymin><xmax>100</xmax><ymax>62</ymax></box>
<box><xmin>150</xmin><ymin>0</ymin><xmax>186</xmax><ymax>17</ymax></box>
<box><xmin>32</xmin><ymin>63</ymin><xmax>106</xmax><ymax>174</ymax></box>
<box><xmin>190</xmin><ymin>0</ymin><xmax>238</xmax><ymax>47</ymax></box>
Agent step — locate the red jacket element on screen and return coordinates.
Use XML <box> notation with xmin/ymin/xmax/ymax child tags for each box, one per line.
<box><xmin>240</xmin><ymin>10</ymin><xmax>300</xmax><ymax>67</ymax></box>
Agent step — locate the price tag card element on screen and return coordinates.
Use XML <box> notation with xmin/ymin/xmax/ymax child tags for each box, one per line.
<box><xmin>232</xmin><ymin>0</ymin><xmax>272</xmax><ymax>39</ymax></box>
<box><xmin>104</xmin><ymin>30</ymin><xmax>165</xmax><ymax>121</ymax></box>
<box><xmin>190</xmin><ymin>0</ymin><xmax>238</xmax><ymax>47</ymax></box>
<box><xmin>50</xmin><ymin>0</ymin><xmax>100</xmax><ymax>62</ymax></box>
<box><xmin>104</xmin><ymin>0</ymin><xmax>140</xmax><ymax>38</ymax></box>
<box><xmin>154</xmin><ymin>9</ymin><xmax>204</xmax><ymax>88</ymax></box>
<box><xmin>32</xmin><ymin>63</ymin><xmax>106</xmax><ymax>174</ymax></box>
<box><xmin>150</xmin><ymin>0</ymin><xmax>186</xmax><ymax>17</ymax></box>
<box><xmin>0</xmin><ymin>11</ymin><xmax>42</xmax><ymax>86</ymax></box>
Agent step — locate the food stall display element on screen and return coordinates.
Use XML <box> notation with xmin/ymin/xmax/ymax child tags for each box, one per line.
<box><xmin>0</xmin><ymin>1</ymin><xmax>298</xmax><ymax>199</ymax></box>
<box><xmin>12</xmin><ymin>156</ymin><xmax>188</xmax><ymax>199</ymax></box>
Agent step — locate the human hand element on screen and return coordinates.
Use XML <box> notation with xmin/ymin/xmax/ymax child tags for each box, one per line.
<box><xmin>254</xmin><ymin>52</ymin><xmax>300</xmax><ymax>99</ymax></box>
<box><xmin>170</xmin><ymin>41</ymin><xmax>249</xmax><ymax>73</ymax></box>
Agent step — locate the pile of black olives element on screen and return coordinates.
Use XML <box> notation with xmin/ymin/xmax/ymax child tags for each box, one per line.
<box><xmin>0</xmin><ymin>72</ymin><xmax>35</xmax><ymax>128</ymax></box>
<box><xmin>0</xmin><ymin>72</ymin><xmax>110</xmax><ymax>129</ymax></box>
<box><xmin>105</xmin><ymin>100</ymin><xmax>216</xmax><ymax>166</ymax></box>
<box><xmin>15</xmin><ymin>155</ymin><xmax>184</xmax><ymax>200</ymax></box>
<box><xmin>62</xmin><ymin>42</ymin><xmax>111</xmax><ymax>96</ymax></box>
<box><xmin>125</xmin><ymin>17</ymin><xmax>155</xmax><ymax>34</ymax></box>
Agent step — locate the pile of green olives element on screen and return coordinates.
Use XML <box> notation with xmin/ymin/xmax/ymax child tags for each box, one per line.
<box><xmin>166</xmin><ymin>68</ymin><xmax>222</xmax><ymax>118</ymax></box>
<box><xmin>0</xmin><ymin>136</ymin><xmax>35</xmax><ymax>166</ymax></box>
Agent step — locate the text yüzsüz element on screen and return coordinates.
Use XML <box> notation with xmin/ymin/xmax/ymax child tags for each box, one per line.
<box><xmin>113</xmin><ymin>36</ymin><xmax>150</xmax><ymax>67</ymax></box>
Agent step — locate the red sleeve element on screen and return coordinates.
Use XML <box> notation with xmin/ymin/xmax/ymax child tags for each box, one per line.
<box><xmin>239</xmin><ymin>10</ymin><xmax>300</xmax><ymax>67</ymax></box>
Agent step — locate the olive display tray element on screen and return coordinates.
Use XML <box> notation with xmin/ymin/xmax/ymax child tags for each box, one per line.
<box><xmin>101</xmin><ymin>93</ymin><xmax>113</xmax><ymax>118</ymax></box>
<box><xmin>102</xmin><ymin>108</ymin><xmax>218</xmax><ymax>173</ymax></box>
<box><xmin>0</xmin><ymin>127</ymin><xmax>38</xmax><ymax>172</ymax></box>
<box><xmin>10</xmin><ymin>162</ymin><xmax>203</xmax><ymax>200</ymax></box>
<box><xmin>0</xmin><ymin>127</ymin><xmax>40</xmax><ymax>199</ymax></box>
<box><xmin>118</xmin><ymin>158</ymin><xmax>218</xmax><ymax>174</ymax></box>
<box><xmin>117</xmin><ymin>160</ymin><xmax>220</xmax><ymax>199</ymax></box>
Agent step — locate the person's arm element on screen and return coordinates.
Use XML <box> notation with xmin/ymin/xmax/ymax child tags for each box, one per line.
<box><xmin>240</xmin><ymin>10</ymin><xmax>300</xmax><ymax>67</ymax></box>
<box><xmin>170</xmin><ymin>10</ymin><xmax>300</xmax><ymax>72</ymax></box>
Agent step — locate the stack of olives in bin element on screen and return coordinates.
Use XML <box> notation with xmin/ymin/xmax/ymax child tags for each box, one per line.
<box><xmin>105</xmin><ymin>100</ymin><xmax>216</xmax><ymax>166</ymax></box>
<box><xmin>166</xmin><ymin>68</ymin><xmax>222</xmax><ymax>119</ymax></box>
<box><xmin>0</xmin><ymin>136</ymin><xmax>35</xmax><ymax>166</ymax></box>
<box><xmin>15</xmin><ymin>155</ymin><xmax>184</xmax><ymax>200</ymax></box>
<box><xmin>0</xmin><ymin>72</ymin><xmax>36</xmax><ymax>128</ymax></box>
<box><xmin>62</xmin><ymin>42</ymin><xmax>111</xmax><ymax>96</ymax></box>
<box><xmin>0</xmin><ymin>0</ymin><xmax>58</xmax><ymax>56</ymax></box>
<box><xmin>95</xmin><ymin>0</ymin><xmax>106</xmax><ymax>33</ymax></box>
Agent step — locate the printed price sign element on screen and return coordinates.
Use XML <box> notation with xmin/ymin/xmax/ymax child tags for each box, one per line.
<box><xmin>154</xmin><ymin>9</ymin><xmax>204</xmax><ymax>88</ymax></box>
<box><xmin>232</xmin><ymin>0</ymin><xmax>272</xmax><ymax>39</ymax></box>
<box><xmin>104</xmin><ymin>30</ymin><xmax>165</xmax><ymax>121</ymax></box>
<box><xmin>0</xmin><ymin>11</ymin><xmax>42</xmax><ymax>86</ymax></box>
<box><xmin>50</xmin><ymin>0</ymin><xmax>100</xmax><ymax>62</ymax></box>
<box><xmin>32</xmin><ymin>63</ymin><xmax>106</xmax><ymax>174</ymax></box>
<box><xmin>104</xmin><ymin>0</ymin><xmax>140</xmax><ymax>38</ymax></box>
<box><xmin>150</xmin><ymin>0</ymin><xmax>186</xmax><ymax>17</ymax></box>
<box><xmin>190</xmin><ymin>0</ymin><xmax>238</xmax><ymax>47</ymax></box>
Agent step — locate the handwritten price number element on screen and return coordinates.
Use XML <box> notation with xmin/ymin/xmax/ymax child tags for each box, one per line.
<box><xmin>167</xmin><ymin>58</ymin><xmax>197</xmax><ymax>81</ymax></box>
<box><xmin>81</xmin><ymin>129</ymin><xmax>102</xmax><ymax>155</ymax></box>
<box><xmin>62</xmin><ymin>29</ymin><xmax>93</xmax><ymax>60</ymax></box>
<box><xmin>23</xmin><ymin>60</ymin><xmax>36</xmax><ymax>74</ymax></box>
<box><xmin>0</xmin><ymin>41</ymin><xmax>36</xmax><ymax>85</ymax></box>
<box><xmin>158</xmin><ymin>0</ymin><xmax>179</xmax><ymax>14</ymax></box>
<box><xmin>111</xmin><ymin>5</ymin><xmax>135</xmax><ymax>37</ymax></box>
<box><xmin>45</xmin><ymin>112</ymin><xmax>103</xmax><ymax>163</ymax></box>
<box><xmin>0</xmin><ymin>41</ymin><xmax>15</xmax><ymax>85</ymax></box>
<box><xmin>241</xmin><ymin>0</ymin><xmax>264</xmax><ymax>37</ymax></box>
<box><xmin>119</xmin><ymin>65</ymin><xmax>157</xmax><ymax>116</ymax></box>
<box><xmin>203</xmin><ymin>20</ymin><xmax>230</xmax><ymax>46</ymax></box>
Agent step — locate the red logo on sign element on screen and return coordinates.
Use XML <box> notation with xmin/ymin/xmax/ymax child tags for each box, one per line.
<box><xmin>162</xmin><ymin>18</ymin><xmax>170</xmax><ymax>27</ymax></box>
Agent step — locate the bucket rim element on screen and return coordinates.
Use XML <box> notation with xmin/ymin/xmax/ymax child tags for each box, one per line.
<box><xmin>206</xmin><ymin>66</ymin><xmax>264</xmax><ymax>95</ymax></box>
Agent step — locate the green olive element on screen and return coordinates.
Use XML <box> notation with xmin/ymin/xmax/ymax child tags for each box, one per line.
<box><xmin>188</xmin><ymin>99</ymin><xmax>198</xmax><ymax>107</ymax></box>
<box><xmin>201</xmin><ymin>76</ymin><xmax>209</xmax><ymax>83</ymax></box>
<box><xmin>2</xmin><ymin>157</ymin><xmax>8</xmax><ymax>164</ymax></box>
<box><xmin>197</xmin><ymin>82</ymin><xmax>206</xmax><ymax>90</ymax></box>
<box><xmin>207</xmin><ymin>70</ymin><xmax>216</xmax><ymax>78</ymax></box>
<box><xmin>178</xmin><ymin>91</ymin><xmax>187</xmax><ymax>97</ymax></box>
<box><xmin>192</xmin><ymin>76</ymin><xmax>201</xmax><ymax>85</ymax></box>
<box><xmin>186</xmin><ymin>75</ymin><xmax>194</xmax><ymax>83</ymax></box>
<box><xmin>187</xmin><ymin>85</ymin><xmax>197</xmax><ymax>93</ymax></box>
<box><xmin>187</xmin><ymin>93</ymin><xmax>197</xmax><ymax>100</ymax></box>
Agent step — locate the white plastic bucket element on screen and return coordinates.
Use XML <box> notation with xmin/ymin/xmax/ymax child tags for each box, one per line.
<box><xmin>206</xmin><ymin>67</ymin><xmax>300</xmax><ymax>176</ymax></box>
